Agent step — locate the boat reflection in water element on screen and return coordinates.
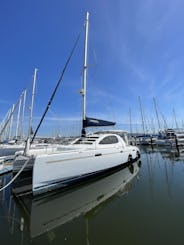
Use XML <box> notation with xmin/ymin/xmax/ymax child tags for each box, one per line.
<box><xmin>140</xmin><ymin>144</ymin><xmax>184</xmax><ymax>162</ymax></box>
<box><xmin>159</xmin><ymin>147</ymin><xmax>184</xmax><ymax>162</ymax></box>
<box><xmin>16</xmin><ymin>159</ymin><xmax>141</xmax><ymax>239</ymax></box>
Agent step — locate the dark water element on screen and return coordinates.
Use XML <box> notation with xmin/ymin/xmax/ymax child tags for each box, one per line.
<box><xmin>1</xmin><ymin>146</ymin><xmax>184</xmax><ymax>245</ymax></box>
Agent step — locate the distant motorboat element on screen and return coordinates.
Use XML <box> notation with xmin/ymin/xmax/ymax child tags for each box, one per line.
<box><xmin>155</xmin><ymin>128</ymin><xmax>176</xmax><ymax>147</ymax></box>
<box><xmin>136</xmin><ymin>135</ymin><xmax>157</xmax><ymax>146</ymax></box>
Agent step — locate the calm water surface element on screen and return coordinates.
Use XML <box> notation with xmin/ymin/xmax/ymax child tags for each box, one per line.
<box><xmin>1</xmin><ymin>146</ymin><xmax>184</xmax><ymax>245</ymax></box>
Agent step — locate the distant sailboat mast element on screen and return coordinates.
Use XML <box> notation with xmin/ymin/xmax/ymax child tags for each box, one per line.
<box><xmin>81</xmin><ymin>12</ymin><xmax>89</xmax><ymax>137</ymax></box>
<box><xmin>161</xmin><ymin>112</ymin><xmax>168</xmax><ymax>130</ymax></box>
<box><xmin>129</xmin><ymin>108</ymin><xmax>133</xmax><ymax>135</ymax></box>
<box><xmin>8</xmin><ymin>104</ymin><xmax>14</xmax><ymax>141</ymax></box>
<box><xmin>138</xmin><ymin>96</ymin><xmax>146</xmax><ymax>135</ymax></box>
<box><xmin>24</xmin><ymin>68</ymin><xmax>37</xmax><ymax>154</ymax></box>
<box><xmin>153</xmin><ymin>97</ymin><xmax>161</xmax><ymax>132</ymax></box>
<box><xmin>0</xmin><ymin>108</ymin><xmax>10</xmax><ymax>141</ymax></box>
<box><xmin>173</xmin><ymin>108</ymin><xmax>179</xmax><ymax>129</ymax></box>
<box><xmin>21</xmin><ymin>89</ymin><xmax>27</xmax><ymax>140</ymax></box>
<box><xmin>15</xmin><ymin>92</ymin><xmax>23</xmax><ymax>140</ymax></box>
<box><xmin>5</xmin><ymin>108</ymin><xmax>12</xmax><ymax>140</ymax></box>
<box><xmin>0</xmin><ymin>93</ymin><xmax>23</xmax><ymax>140</ymax></box>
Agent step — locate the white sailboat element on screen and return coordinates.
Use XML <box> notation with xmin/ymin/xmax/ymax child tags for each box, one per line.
<box><xmin>12</xmin><ymin>12</ymin><xmax>140</xmax><ymax>196</ymax></box>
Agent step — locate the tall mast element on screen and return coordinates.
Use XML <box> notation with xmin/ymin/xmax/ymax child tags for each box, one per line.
<box><xmin>0</xmin><ymin>109</ymin><xmax>10</xmax><ymax>141</ymax></box>
<box><xmin>161</xmin><ymin>112</ymin><xmax>168</xmax><ymax>130</ymax></box>
<box><xmin>150</xmin><ymin>117</ymin><xmax>155</xmax><ymax>134</ymax></box>
<box><xmin>153</xmin><ymin>97</ymin><xmax>161</xmax><ymax>131</ymax></box>
<box><xmin>81</xmin><ymin>12</ymin><xmax>89</xmax><ymax>137</ymax></box>
<box><xmin>15</xmin><ymin>93</ymin><xmax>22</xmax><ymax>140</ymax></box>
<box><xmin>173</xmin><ymin>108</ymin><xmax>179</xmax><ymax>129</ymax></box>
<box><xmin>0</xmin><ymin>93</ymin><xmax>23</xmax><ymax>140</ymax></box>
<box><xmin>28</xmin><ymin>68</ymin><xmax>37</xmax><ymax>138</ymax></box>
<box><xmin>24</xmin><ymin>68</ymin><xmax>37</xmax><ymax>154</ymax></box>
<box><xmin>5</xmin><ymin>108</ymin><xmax>12</xmax><ymax>140</ymax></box>
<box><xmin>21</xmin><ymin>89</ymin><xmax>27</xmax><ymax>140</ymax></box>
<box><xmin>129</xmin><ymin>108</ymin><xmax>132</xmax><ymax>135</ymax></box>
<box><xmin>8</xmin><ymin>104</ymin><xmax>14</xmax><ymax>141</ymax></box>
<box><xmin>138</xmin><ymin>96</ymin><xmax>146</xmax><ymax>135</ymax></box>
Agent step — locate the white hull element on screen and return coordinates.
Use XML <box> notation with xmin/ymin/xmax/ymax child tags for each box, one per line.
<box><xmin>32</xmin><ymin>146</ymin><xmax>137</xmax><ymax>195</ymax></box>
<box><xmin>13</xmin><ymin>134</ymin><xmax>140</xmax><ymax>196</ymax></box>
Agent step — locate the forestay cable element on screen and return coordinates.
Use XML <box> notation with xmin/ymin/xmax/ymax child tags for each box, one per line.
<box><xmin>30</xmin><ymin>27</ymin><xmax>84</xmax><ymax>144</ymax></box>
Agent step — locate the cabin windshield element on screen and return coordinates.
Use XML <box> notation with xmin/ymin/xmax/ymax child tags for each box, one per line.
<box><xmin>99</xmin><ymin>135</ymin><xmax>119</xmax><ymax>144</ymax></box>
<box><xmin>95</xmin><ymin>131</ymin><xmax>128</xmax><ymax>144</ymax></box>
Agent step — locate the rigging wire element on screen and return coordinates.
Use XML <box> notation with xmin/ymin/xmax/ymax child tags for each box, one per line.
<box><xmin>30</xmin><ymin>27</ymin><xmax>84</xmax><ymax>144</ymax></box>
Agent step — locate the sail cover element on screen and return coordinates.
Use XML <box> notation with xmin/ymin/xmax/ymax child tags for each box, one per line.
<box><xmin>83</xmin><ymin>117</ymin><xmax>116</xmax><ymax>128</ymax></box>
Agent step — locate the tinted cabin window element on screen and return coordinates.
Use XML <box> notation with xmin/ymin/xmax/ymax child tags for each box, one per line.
<box><xmin>99</xmin><ymin>136</ymin><xmax>119</xmax><ymax>145</ymax></box>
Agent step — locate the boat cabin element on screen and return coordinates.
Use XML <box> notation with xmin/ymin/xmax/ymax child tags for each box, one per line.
<box><xmin>93</xmin><ymin>130</ymin><xmax>129</xmax><ymax>145</ymax></box>
<box><xmin>72</xmin><ymin>133</ymin><xmax>126</xmax><ymax>147</ymax></box>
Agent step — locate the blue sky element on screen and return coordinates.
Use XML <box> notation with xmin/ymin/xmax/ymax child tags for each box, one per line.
<box><xmin>1</xmin><ymin>0</ymin><xmax>184</xmax><ymax>136</ymax></box>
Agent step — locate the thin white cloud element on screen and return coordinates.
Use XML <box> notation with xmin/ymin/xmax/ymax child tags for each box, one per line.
<box><xmin>32</xmin><ymin>115</ymin><xmax>81</xmax><ymax>122</ymax></box>
<box><xmin>0</xmin><ymin>99</ymin><xmax>10</xmax><ymax>105</ymax></box>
